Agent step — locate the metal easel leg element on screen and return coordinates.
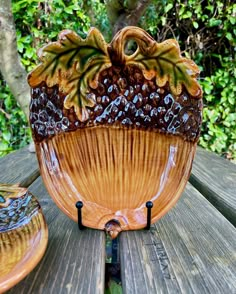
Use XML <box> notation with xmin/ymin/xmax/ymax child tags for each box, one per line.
<box><xmin>75</xmin><ymin>201</ymin><xmax>85</xmax><ymax>230</ymax></box>
<box><xmin>145</xmin><ymin>201</ymin><xmax>153</xmax><ymax>230</ymax></box>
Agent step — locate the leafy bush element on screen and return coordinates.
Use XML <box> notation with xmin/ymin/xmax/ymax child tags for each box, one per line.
<box><xmin>13</xmin><ymin>0</ymin><xmax>92</xmax><ymax>72</ymax></box>
<box><xmin>200</xmin><ymin>58</ymin><xmax>236</xmax><ymax>159</ymax></box>
<box><xmin>0</xmin><ymin>0</ymin><xmax>235</xmax><ymax>160</ymax></box>
<box><xmin>0</xmin><ymin>78</ymin><xmax>31</xmax><ymax>157</ymax></box>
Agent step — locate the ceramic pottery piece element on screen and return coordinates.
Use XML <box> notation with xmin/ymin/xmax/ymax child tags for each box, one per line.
<box><xmin>0</xmin><ymin>184</ymin><xmax>48</xmax><ymax>293</ymax></box>
<box><xmin>28</xmin><ymin>26</ymin><xmax>202</xmax><ymax>238</ymax></box>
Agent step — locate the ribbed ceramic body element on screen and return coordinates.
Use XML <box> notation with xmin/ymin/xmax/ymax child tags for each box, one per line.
<box><xmin>36</xmin><ymin>127</ymin><xmax>195</xmax><ymax>230</ymax></box>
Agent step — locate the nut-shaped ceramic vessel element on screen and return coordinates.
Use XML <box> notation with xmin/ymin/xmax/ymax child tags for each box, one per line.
<box><xmin>0</xmin><ymin>184</ymin><xmax>48</xmax><ymax>292</ymax></box>
<box><xmin>28</xmin><ymin>26</ymin><xmax>202</xmax><ymax>238</ymax></box>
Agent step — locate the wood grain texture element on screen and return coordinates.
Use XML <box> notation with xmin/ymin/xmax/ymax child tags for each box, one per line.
<box><xmin>7</xmin><ymin>177</ymin><xmax>106</xmax><ymax>294</ymax></box>
<box><xmin>190</xmin><ymin>147</ymin><xmax>236</xmax><ymax>226</ymax></box>
<box><xmin>0</xmin><ymin>146</ymin><xmax>39</xmax><ymax>187</ymax></box>
<box><xmin>120</xmin><ymin>183</ymin><xmax>236</xmax><ymax>294</ymax></box>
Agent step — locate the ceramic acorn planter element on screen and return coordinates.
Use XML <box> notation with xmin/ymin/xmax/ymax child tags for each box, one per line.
<box><xmin>28</xmin><ymin>26</ymin><xmax>203</xmax><ymax>238</ymax></box>
<box><xmin>0</xmin><ymin>184</ymin><xmax>48</xmax><ymax>292</ymax></box>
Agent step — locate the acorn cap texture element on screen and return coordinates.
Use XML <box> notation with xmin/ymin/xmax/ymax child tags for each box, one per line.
<box><xmin>28</xmin><ymin>26</ymin><xmax>203</xmax><ymax>143</ymax></box>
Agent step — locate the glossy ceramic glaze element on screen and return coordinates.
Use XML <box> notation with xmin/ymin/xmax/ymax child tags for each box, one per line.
<box><xmin>37</xmin><ymin>128</ymin><xmax>195</xmax><ymax>231</ymax></box>
<box><xmin>0</xmin><ymin>184</ymin><xmax>48</xmax><ymax>293</ymax></box>
<box><xmin>28</xmin><ymin>26</ymin><xmax>203</xmax><ymax>237</ymax></box>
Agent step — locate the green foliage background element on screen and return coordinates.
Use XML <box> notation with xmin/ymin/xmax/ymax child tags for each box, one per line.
<box><xmin>0</xmin><ymin>0</ymin><xmax>235</xmax><ymax>160</ymax></box>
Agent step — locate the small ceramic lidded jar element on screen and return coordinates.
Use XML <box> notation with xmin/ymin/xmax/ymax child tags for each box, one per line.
<box><xmin>0</xmin><ymin>184</ymin><xmax>48</xmax><ymax>292</ymax></box>
<box><xmin>28</xmin><ymin>26</ymin><xmax>202</xmax><ymax>237</ymax></box>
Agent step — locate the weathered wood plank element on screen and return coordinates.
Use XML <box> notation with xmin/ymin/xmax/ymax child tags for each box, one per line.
<box><xmin>0</xmin><ymin>146</ymin><xmax>39</xmax><ymax>187</ymax></box>
<box><xmin>191</xmin><ymin>147</ymin><xmax>236</xmax><ymax>225</ymax></box>
<box><xmin>7</xmin><ymin>177</ymin><xmax>106</xmax><ymax>294</ymax></box>
<box><xmin>120</xmin><ymin>183</ymin><xmax>236</xmax><ymax>294</ymax></box>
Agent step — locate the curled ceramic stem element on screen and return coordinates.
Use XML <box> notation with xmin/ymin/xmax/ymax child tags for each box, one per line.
<box><xmin>108</xmin><ymin>26</ymin><xmax>156</xmax><ymax>65</ymax></box>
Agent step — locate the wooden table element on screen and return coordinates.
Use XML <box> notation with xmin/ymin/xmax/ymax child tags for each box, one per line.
<box><xmin>0</xmin><ymin>146</ymin><xmax>236</xmax><ymax>294</ymax></box>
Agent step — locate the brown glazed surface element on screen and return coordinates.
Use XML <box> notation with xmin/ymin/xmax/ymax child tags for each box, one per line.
<box><xmin>0</xmin><ymin>184</ymin><xmax>48</xmax><ymax>293</ymax></box>
<box><xmin>28</xmin><ymin>26</ymin><xmax>203</xmax><ymax>235</ymax></box>
<box><xmin>36</xmin><ymin>127</ymin><xmax>195</xmax><ymax>231</ymax></box>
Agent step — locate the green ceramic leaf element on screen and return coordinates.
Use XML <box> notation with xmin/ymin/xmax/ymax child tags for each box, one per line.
<box><xmin>28</xmin><ymin>28</ymin><xmax>111</xmax><ymax>121</ymax></box>
<box><xmin>109</xmin><ymin>26</ymin><xmax>202</xmax><ymax>98</ymax></box>
<box><xmin>127</xmin><ymin>39</ymin><xmax>202</xmax><ymax>97</ymax></box>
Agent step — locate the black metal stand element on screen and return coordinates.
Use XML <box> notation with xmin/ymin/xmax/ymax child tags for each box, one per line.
<box><xmin>145</xmin><ymin>201</ymin><xmax>153</xmax><ymax>230</ymax></box>
<box><xmin>75</xmin><ymin>201</ymin><xmax>85</xmax><ymax>230</ymax></box>
<box><xmin>75</xmin><ymin>200</ymin><xmax>153</xmax><ymax>231</ymax></box>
